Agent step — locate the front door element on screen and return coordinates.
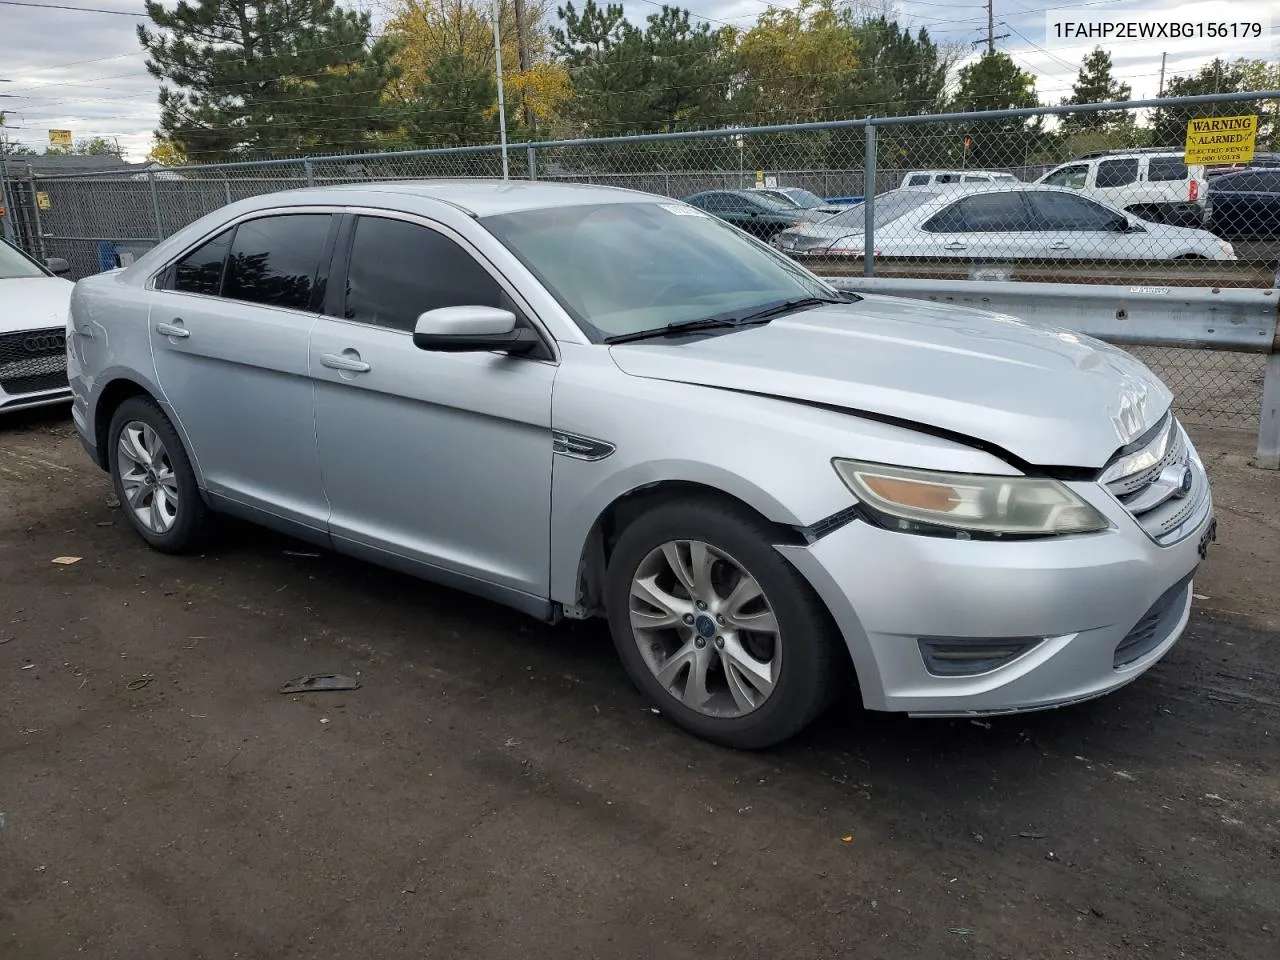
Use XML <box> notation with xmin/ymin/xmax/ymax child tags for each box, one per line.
<box><xmin>148</xmin><ymin>212</ymin><xmax>337</xmax><ymax>532</ymax></box>
<box><xmin>309</xmin><ymin>213</ymin><xmax>556</xmax><ymax>601</ymax></box>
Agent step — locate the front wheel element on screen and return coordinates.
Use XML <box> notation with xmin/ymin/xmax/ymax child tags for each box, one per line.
<box><xmin>604</xmin><ymin>498</ymin><xmax>843</xmax><ymax>749</ymax></box>
<box><xmin>108</xmin><ymin>396</ymin><xmax>212</xmax><ymax>553</ymax></box>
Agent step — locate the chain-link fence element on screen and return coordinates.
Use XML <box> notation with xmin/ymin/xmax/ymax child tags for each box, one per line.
<box><xmin>8</xmin><ymin>90</ymin><xmax>1279</xmax><ymax>428</ymax></box>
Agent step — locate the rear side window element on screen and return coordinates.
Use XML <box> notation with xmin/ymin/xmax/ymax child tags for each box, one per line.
<box><xmin>935</xmin><ymin>173</ymin><xmax>961</xmax><ymax>184</ymax></box>
<box><xmin>1095</xmin><ymin>158</ymin><xmax>1139</xmax><ymax>188</ymax></box>
<box><xmin>692</xmin><ymin>193</ymin><xmax>729</xmax><ymax>212</ymax></box>
<box><xmin>1220</xmin><ymin>173</ymin><xmax>1261</xmax><ymax>191</ymax></box>
<box><xmin>907</xmin><ymin>174</ymin><xmax>931</xmax><ymax>186</ymax></box>
<box><xmin>925</xmin><ymin>193</ymin><xmax>1034</xmax><ymax>232</ymax></box>
<box><xmin>223</xmin><ymin>214</ymin><xmax>333</xmax><ymax>311</ymax></box>
<box><xmin>343</xmin><ymin>217</ymin><xmax>507</xmax><ymax>332</ymax></box>
<box><xmin>1148</xmin><ymin>157</ymin><xmax>1188</xmax><ymax>182</ymax></box>
<box><xmin>172</xmin><ymin>229</ymin><xmax>232</xmax><ymax>296</ymax></box>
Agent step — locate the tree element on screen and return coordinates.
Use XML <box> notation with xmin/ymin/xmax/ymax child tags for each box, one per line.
<box><xmin>138</xmin><ymin>0</ymin><xmax>401</xmax><ymax>162</ymax></box>
<box><xmin>147</xmin><ymin>137</ymin><xmax>187</xmax><ymax>165</ymax></box>
<box><xmin>950</xmin><ymin>52</ymin><xmax>1041</xmax><ymax>168</ymax></box>
<box><xmin>401</xmin><ymin>52</ymin><xmax>497</xmax><ymax>147</ymax></box>
<box><xmin>43</xmin><ymin>136</ymin><xmax>121</xmax><ymax>157</ymax></box>
<box><xmin>1060</xmin><ymin>47</ymin><xmax>1132</xmax><ymax>133</ymax></box>
<box><xmin>1153</xmin><ymin>58</ymin><xmax>1280</xmax><ymax>151</ymax></box>
<box><xmin>384</xmin><ymin>0</ymin><xmax>571</xmax><ymax>140</ymax></box>
<box><xmin>736</xmin><ymin>0</ymin><xmax>860</xmax><ymax>125</ymax></box>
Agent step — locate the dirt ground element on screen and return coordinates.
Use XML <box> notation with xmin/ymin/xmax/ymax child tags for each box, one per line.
<box><xmin>1</xmin><ymin>408</ymin><xmax>1277</xmax><ymax>960</ymax></box>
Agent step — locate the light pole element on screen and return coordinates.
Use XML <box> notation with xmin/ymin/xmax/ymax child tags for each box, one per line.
<box><xmin>492</xmin><ymin>0</ymin><xmax>509</xmax><ymax>180</ymax></box>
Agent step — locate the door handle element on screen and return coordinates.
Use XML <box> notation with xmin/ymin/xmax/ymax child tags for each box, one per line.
<box><xmin>1048</xmin><ymin>242</ymin><xmax>1071</xmax><ymax>250</ymax></box>
<box><xmin>155</xmin><ymin>320</ymin><xmax>190</xmax><ymax>339</ymax></box>
<box><xmin>943</xmin><ymin>242</ymin><xmax>967</xmax><ymax>250</ymax></box>
<box><xmin>320</xmin><ymin>352</ymin><xmax>371</xmax><ymax>373</ymax></box>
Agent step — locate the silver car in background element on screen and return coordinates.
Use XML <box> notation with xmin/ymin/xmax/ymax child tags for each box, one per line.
<box><xmin>772</xmin><ymin>184</ymin><xmax>1236</xmax><ymax>260</ymax></box>
<box><xmin>67</xmin><ymin>181</ymin><xmax>1215</xmax><ymax>748</ymax></box>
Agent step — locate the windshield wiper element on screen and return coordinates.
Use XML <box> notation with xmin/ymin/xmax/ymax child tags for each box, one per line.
<box><xmin>736</xmin><ymin>296</ymin><xmax>847</xmax><ymax>323</ymax></box>
<box><xmin>603</xmin><ymin>316</ymin><xmax>759</xmax><ymax>344</ymax></box>
<box><xmin>602</xmin><ymin>296</ymin><xmax>848</xmax><ymax>345</ymax></box>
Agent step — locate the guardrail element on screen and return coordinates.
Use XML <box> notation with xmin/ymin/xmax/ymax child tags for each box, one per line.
<box><xmin>813</xmin><ymin>257</ymin><xmax>1280</xmax><ymax>288</ymax></box>
<box><xmin>824</xmin><ymin>277</ymin><xmax>1280</xmax><ymax>470</ymax></box>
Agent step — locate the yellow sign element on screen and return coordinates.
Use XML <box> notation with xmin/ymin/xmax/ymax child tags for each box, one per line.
<box><xmin>48</xmin><ymin>129</ymin><xmax>72</xmax><ymax>149</ymax></box>
<box><xmin>1184</xmin><ymin>115</ymin><xmax>1257</xmax><ymax>166</ymax></box>
<box><xmin>0</xmin><ymin>202</ymin><xmax>5</xmax><ymax>217</ymax></box>
<box><xmin>36</xmin><ymin>191</ymin><xmax>51</xmax><ymax>210</ymax></box>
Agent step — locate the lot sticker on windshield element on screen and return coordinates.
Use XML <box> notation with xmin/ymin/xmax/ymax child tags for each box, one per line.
<box><xmin>660</xmin><ymin>204</ymin><xmax>708</xmax><ymax>217</ymax></box>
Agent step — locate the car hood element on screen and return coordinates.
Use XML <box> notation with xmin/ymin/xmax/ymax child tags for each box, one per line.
<box><xmin>608</xmin><ymin>296</ymin><xmax>1171</xmax><ymax>469</ymax></box>
<box><xmin>0</xmin><ymin>277</ymin><xmax>74</xmax><ymax>334</ymax></box>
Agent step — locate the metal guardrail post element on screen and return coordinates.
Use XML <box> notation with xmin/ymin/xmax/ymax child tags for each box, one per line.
<box><xmin>27</xmin><ymin>164</ymin><xmax>46</xmax><ymax>260</ymax></box>
<box><xmin>1259</xmin><ymin>352</ymin><xmax>1280</xmax><ymax>470</ymax></box>
<box><xmin>304</xmin><ymin>159</ymin><xmax>315</xmax><ymax>187</ymax></box>
<box><xmin>526</xmin><ymin>144</ymin><xmax>537</xmax><ymax>181</ymax></box>
<box><xmin>862</xmin><ymin>120</ymin><xmax>875</xmax><ymax>279</ymax></box>
<box><xmin>148</xmin><ymin>170</ymin><xmax>163</xmax><ymax>241</ymax></box>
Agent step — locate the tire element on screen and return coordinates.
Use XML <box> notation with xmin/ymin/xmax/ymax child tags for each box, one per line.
<box><xmin>604</xmin><ymin>496</ymin><xmax>843</xmax><ymax>749</ymax></box>
<box><xmin>107</xmin><ymin>396</ymin><xmax>212</xmax><ymax>553</ymax></box>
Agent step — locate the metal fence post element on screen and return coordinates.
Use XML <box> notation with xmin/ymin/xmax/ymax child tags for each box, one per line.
<box><xmin>304</xmin><ymin>159</ymin><xmax>315</xmax><ymax>187</ymax></box>
<box><xmin>148</xmin><ymin>170</ymin><xmax>163</xmax><ymax>241</ymax></box>
<box><xmin>1258</xmin><ymin>352</ymin><xmax>1280</xmax><ymax>469</ymax></box>
<box><xmin>863</xmin><ymin>120</ymin><xmax>876</xmax><ymax>279</ymax></box>
<box><xmin>223</xmin><ymin>176</ymin><xmax>232</xmax><ymax>206</ymax></box>
<box><xmin>526</xmin><ymin>144</ymin><xmax>537</xmax><ymax>181</ymax></box>
<box><xmin>27</xmin><ymin>165</ymin><xmax>46</xmax><ymax>260</ymax></box>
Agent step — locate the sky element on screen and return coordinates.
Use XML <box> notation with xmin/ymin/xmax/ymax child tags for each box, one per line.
<box><xmin>0</xmin><ymin>0</ymin><xmax>1274</xmax><ymax>160</ymax></box>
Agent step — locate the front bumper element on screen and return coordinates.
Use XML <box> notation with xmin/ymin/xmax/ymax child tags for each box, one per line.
<box><xmin>0</xmin><ymin>384</ymin><xmax>73</xmax><ymax>413</ymax></box>
<box><xmin>778</xmin><ymin>481</ymin><xmax>1213</xmax><ymax>715</ymax></box>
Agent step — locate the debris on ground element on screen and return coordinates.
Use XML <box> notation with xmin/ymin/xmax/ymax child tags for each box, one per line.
<box><xmin>950</xmin><ymin>928</ymin><xmax>975</xmax><ymax>936</ymax></box>
<box><xmin>278</xmin><ymin>673</ymin><xmax>361</xmax><ymax>694</ymax></box>
<box><xmin>1016</xmin><ymin>831</ymin><xmax>1046</xmax><ymax>839</ymax></box>
<box><xmin>840</xmin><ymin>835</ymin><xmax>854</xmax><ymax>843</ymax></box>
<box><xmin>50</xmin><ymin>556</ymin><xmax>82</xmax><ymax>565</ymax></box>
<box><xmin>282</xmin><ymin>550</ymin><xmax>322</xmax><ymax>559</ymax></box>
<box><xmin>127</xmin><ymin>674</ymin><xmax>154</xmax><ymax>690</ymax></box>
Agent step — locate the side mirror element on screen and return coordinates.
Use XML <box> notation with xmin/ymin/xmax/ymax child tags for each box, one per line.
<box><xmin>45</xmin><ymin>257</ymin><xmax>71</xmax><ymax>277</ymax></box>
<box><xmin>412</xmin><ymin>305</ymin><xmax>540</xmax><ymax>354</ymax></box>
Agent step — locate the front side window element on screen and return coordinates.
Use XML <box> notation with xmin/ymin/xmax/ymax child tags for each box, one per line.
<box><xmin>481</xmin><ymin>202</ymin><xmax>833</xmax><ymax>340</ymax></box>
<box><xmin>343</xmin><ymin>217</ymin><xmax>506</xmax><ymax>332</ymax></box>
<box><xmin>0</xmin><ymin>239</ymin><xmax>49</xmax><ymax>280</ymax></box>
<box><xmin>223</xmin><ymin>214</ymin><xmax>333</xmax><ymax>311</ymax></box>
<box><xmin>1042</xmin><ymin>165</ymin><xmax>1088</xmax><ymax>189</ymax></box>
<box><xmin>1096</xmin><ymin>158</ymin><xmax>1139</xmax><ymax>188</ymax></box>
<box><xmin>172</xmin><ymin>229</ymin><xmax>232</xmax><ymax>296</ymax></box>
<box><xmin>907</xmin><ymin>174</ymin><xmax>930</xmax><ymax>186</ymax></box>
<box><xmin>1028</xmin><ymin>192</ymin><xmax>1123</xmax><ymax>231</ymax></box>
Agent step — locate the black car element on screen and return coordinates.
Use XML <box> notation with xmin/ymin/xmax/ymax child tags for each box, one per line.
<box><xmin>1205</xmin><ymin>168</ymin><xmax>1280</xmax><ymax>239</ymax></box>
<box><xmin>682</xmin><ymin>190</ymin><xmax>828</xmax><ymax>241</ymax></box>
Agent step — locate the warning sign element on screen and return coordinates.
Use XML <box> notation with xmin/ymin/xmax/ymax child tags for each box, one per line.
<box><xmin>1184</xmin><ymin>115</ymin><xmax>1257</xmax><ymax>166</ymax></box>
<box><xmin>36</xmin><ymin>191</ymin><xmax>51</xmax><ymax>210</ymax></box>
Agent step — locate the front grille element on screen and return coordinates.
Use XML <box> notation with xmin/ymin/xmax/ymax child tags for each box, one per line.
<box><xmin>1101</xmin><ymin>414</ymin><xmax>1210</xmax><ymax>545</ymax></box>
<box><xmin>0</xmin><ymin>327</ymin><xmax>68</xmax><ymax>397</ymax></box>
<box><xmin>1113</xmin><ymin>573</ymin><xmax>1193</xmax><ymax>668</ymax></box>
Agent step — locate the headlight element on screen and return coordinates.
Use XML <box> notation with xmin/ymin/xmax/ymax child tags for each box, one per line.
<box><xmin>833</xmin><ymin>459</ymin><xmax>1111</xmax><ymax>537</ymax></box>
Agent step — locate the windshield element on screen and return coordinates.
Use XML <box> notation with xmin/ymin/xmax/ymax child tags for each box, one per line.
<box><xmin>0</xmin><ymin>240</ymin><xmax>48</xmax><ymax>280</ymax></box>
<box><xmin>482</xmin><ymin>202</ymin><xmax>835</xmax><ymax>340</ymax></box>
<box><xmin>780</xmin><ymin>188</ymin><xmax>827</xmax><ymax>208</ymax></box>
<box><xmin>819</xmin><ymin>191</ymin><xmax>938</xmax><ymax>231</ymax></box>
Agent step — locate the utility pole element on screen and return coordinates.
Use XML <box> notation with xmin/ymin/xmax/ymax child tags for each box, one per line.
<box><xmin>1157</xmin><ymin>52</ymin><xmax>1167</xmax><ymax>97</ymax></box>
<box><xmin>987</xmin><ymin>0</ymin><xmax>994</xmax><ymax>55</ymax></box>
<box><xmin>512</xmin><ymin>0</ymin><xmax>534</xmax><ymax>133</ymax></box>
<box><xmin>492</xmin><ymin>0</ymin><xmax>509</xmax><ymax>180</ymax></box>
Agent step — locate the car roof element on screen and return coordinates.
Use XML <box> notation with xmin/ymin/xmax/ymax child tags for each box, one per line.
<box><xmin>243</xmin><ymin>179</ymin><xmax>663</xmax><ymax>218</ymax></box>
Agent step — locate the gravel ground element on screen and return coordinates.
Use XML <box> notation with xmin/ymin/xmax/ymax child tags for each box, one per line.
<box><xmin>1</xmin><ymin>409</ymin><xmax>1277</xmax><ymax>960</ymax></box>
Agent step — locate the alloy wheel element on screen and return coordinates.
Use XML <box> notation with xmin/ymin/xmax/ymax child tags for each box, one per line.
<box><xmin>117</xmin><ymin>420</ymin><xmax>180</xmax><ymax>534</ymax></box>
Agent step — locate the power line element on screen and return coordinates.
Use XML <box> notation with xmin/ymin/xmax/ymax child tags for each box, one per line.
<box><xmin>0</xmin><ymin>0</ymin><xmax>147</xmax><ymax>14</ymax></box>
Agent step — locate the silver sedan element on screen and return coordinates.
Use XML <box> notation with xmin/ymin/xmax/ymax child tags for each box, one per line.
<box><xmin>67</xmin><ymin>182</ymin><xmax>1213</xmax><ymax>748</ymax></box>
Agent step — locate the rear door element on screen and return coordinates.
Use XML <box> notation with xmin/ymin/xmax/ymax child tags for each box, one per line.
<box><xmin>149</xmin><ymin>212</ymin><xmax>337</xmax><ymax>532</ymax></box>
<box><xmin>919</xmin><ymin>192</ymin><xmax>1039</xmax><ymax>259</ymax></box>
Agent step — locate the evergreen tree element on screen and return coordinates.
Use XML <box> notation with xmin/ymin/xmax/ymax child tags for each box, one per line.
<box><xmin>1154</xmin><ymin>58</ymin><xmax>1279</xmax><ymax>150</ymax></box>
<box><xmin>402</xmin><ymin>52</ymin><xmax>497</xmax><ymax>148</ymax></box>
<box><xmin>950</xmin><ymin>52</ymin><xmax>1041</xmax><ymax>168</ymax></box>
<box><xmin>138</xmin><ymin>0</ymin><xmax>401</xmax><ymax>162</ymax></box>
<box><xmin>1061</xmin><ymin>47</ymin><xmax>1132</xmax><ymax>133</ymax></box>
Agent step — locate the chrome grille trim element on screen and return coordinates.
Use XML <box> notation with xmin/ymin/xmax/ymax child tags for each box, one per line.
<box><xmin>1102</xmin><ymin>415</ymin><xmax>1209</xmax><ymax>546</ymax></box>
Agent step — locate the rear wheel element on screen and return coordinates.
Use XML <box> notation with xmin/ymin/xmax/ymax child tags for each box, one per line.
<box><xmin>604</xmin><ymin>497</ymin><xmax>843</xmax><ymax>749</ymax></box>
<box><xmin>108</xmin><ymin>396</ymin><xmax>211</xmax><ymax>553</ymax></box>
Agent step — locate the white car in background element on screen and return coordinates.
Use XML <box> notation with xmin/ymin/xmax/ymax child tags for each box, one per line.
<box><xmin>771</xmin><ymin>184</ymin><xmax>1235</xmax><ymax>261</ymax></box>
<box><xmin>1</xmin><ymin>239</ymin><xmax>74</xmax><ymax>413</ymax></box>
<box><xmin>900</xmin><ymin>170</ymin><xmax>1020</xmax><ymax>188</ymax></box>
<box><xmin>1035</xmin><ymin>150</ymin><xmax>1208</xmax><ymax>227</ymax></box>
